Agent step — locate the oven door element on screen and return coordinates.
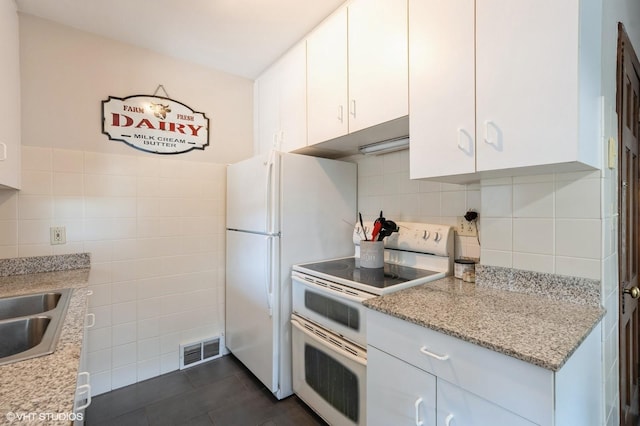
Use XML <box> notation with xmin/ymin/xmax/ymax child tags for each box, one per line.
<box><xmin>292</xmin><ymin>272</ymin><xmax>371</xmax><ymax>347</ymax></box>
<box><xmin>291</xmin><ymin>314</ymin><xmax>367</xmax><ymax>426</ymax></box>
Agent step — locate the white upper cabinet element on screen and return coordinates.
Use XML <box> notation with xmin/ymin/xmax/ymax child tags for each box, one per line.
<box><xmin>347</xmin><ymin>0</ymin><xmax>408</xmax><ymax>133</ymax></box>
<box><xmin>410</xmin><ymin>0</ymin><xmax>601</xmax><ymax>183</ymax></box>
<box><xmin>307</xmin><ymin>8</ymin><xmax>348</xmax><ymax>145</ymax></box>
<box><xmin>0</xmin><ymin>0</ymin><xmax>21</xmax><ymax>189</ymax></box>
<box><xmin>408</xmin><ymin>0</ymin><xmax>475</xmax><ymax>178</ymax></box>
<box><xmin>306</xmin><ymin>0</ymin><xmax>408</xmax><ymax>147</ymax></box>
<box><xmin>254</xmin><ymin>41</ymin><xmax>307</xmax><ymax>155</ymax></box>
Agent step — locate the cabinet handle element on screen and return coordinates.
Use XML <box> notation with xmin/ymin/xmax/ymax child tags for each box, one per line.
<box><xmin>350</xmin><ymin>99</ymin><xmax>356</xmax><ymax>118</ymax></box>
<box><xmin>457</xmin><ymin>128</ymin><xmax>474</xmax><ymax>155</ymax></box>
<box><xmin>445</xmin><ymin>413</ymin><xmax>455</xmax><ymax>426</ymax></box>
<box><xmin>457</xmin><ymin>129</ymin><xmax>465</xmax><ymax>151</ymax></box>
<box><xmin>338</xmin><ymin>105</ymin><xmax>343</xmax><ymax>122</ymax></box>
<box><xmin>483</xmin><ymin>120</ymin><xmax>500</xmax><ymax>146</ymax></box>
<box><xmin>86</xmin><ymin>313</ymin><xmax>95</xmax><ymax>328</ymax></box>
<box><xmin>0</xmin><ymin>142</ymin><xmax>6</xmax><ymax>161</ymax></box>
<box><xmin>78</xmin><ymin>371</ymin><xmax>91</xmax><ymax>386</ymax></box>
<box><xmin>75</xmin><ymin>383</ymin><xmax>92</xmax><ymax>411</ymax></box>
<box><xmin>419</xmin><ymin>346</ymin><xmax>450</xmax><ymax>361</ymax></box>
<box><xmin>414</xmin><ymin>397</ymin><xmax>424</xmax><ymax>426</ymax></box>
<box><xmin>483</xmin><ymin>120</ymin><xmax>492</xmax><ymax>144</ymax></box>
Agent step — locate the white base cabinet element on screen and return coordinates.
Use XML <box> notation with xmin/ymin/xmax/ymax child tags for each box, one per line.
<box><xmin>368</xmin><ymin>346</ymin><xmax>437</xmax><ymax>426</ymax></box>
<box><xmin>368</xmin><ymin>346</ymin><xmax>535</xmax><ymax>426</ymax></box>
<box><xmin>73</xmin><ymin>292</ymin><xmax>94</xmax><ymax>425</ymax></box>
<box><xmin>367</xmin><ymin>309</ymin><xmax>602</xmax><ymax>426</ymax></box>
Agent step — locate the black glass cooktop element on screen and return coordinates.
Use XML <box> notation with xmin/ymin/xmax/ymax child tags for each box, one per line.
<box><xmin>297</xmin><ymin>257</ymin><xmax>439</xmax><ymax>289</ymax></box>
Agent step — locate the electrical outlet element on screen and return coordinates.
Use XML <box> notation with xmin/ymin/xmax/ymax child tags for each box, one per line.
<box><xmin>457</xmin><ymin>216</ymin><xmax>477</xmax><ymax>237</ymax></box>
<box><xmin>50</xmin><ymin>226</ymin><xmax>66</xmax><ymax>245</ymax></box>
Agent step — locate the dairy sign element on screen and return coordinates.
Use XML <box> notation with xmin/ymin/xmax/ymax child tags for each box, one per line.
<box><xmin>101</xmin><ymin>95</ymin><xmax>209</xmax><ymax>154</ymax></box>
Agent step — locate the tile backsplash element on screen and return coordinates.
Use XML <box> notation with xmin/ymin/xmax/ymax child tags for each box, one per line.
<box><xmin>353</xmin><ymin>150</ymin><xmax>481</xmax><ymax>260</ymax></box>
<box><xmin>480</xmin><ymin>172</ymin><xmax>605</xmax><ymax>280</ymax></box>
<box><xmin>352</xmin><ymin>151</ymin><xmax>607</xmax><ymax>281</ymax></box>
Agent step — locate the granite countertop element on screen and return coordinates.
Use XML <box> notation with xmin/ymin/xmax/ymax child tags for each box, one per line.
<box><xmin>0</xmin><ymin>268</ymin><xmax>90</xmax><ymax>426</ymax></box>
<box><xmin>363</xmin><ymin>274</ymin><xmax>605</xmax><ymax>372</ymax></box>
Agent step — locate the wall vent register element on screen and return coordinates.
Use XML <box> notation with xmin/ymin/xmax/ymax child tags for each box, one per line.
<box><xmin>180</xmin><ymin>336</ymin><xmax>223</xmax><ymax>369</ymax></box>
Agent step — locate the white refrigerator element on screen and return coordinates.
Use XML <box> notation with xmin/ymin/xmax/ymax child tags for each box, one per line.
<box><xmin>225</xmin><ymin>151</ymin><xmax>357</xmax><ymax>399</ymax></box>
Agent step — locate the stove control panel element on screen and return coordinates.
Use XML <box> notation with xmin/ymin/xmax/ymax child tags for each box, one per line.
<box><xmin>353</xmin><ymin>221</ymin><xmax>453</xmax><ymax>257</ymax></box>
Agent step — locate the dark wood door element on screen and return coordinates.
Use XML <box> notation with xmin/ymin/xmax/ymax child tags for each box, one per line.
<box><xmin>619</xmin><ymin>23</ymin><xmax>640</xmax><ymax>426</ymax></box>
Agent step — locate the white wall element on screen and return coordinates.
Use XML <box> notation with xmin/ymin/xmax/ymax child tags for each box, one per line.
<box><xmin>0</xmin><ymin>15</ymin><xmax>253</xmax><ymax>394</ymax></box>
<box><xmin>18</xmin><ymin>14</ymin><xmax>253</xmax><ymax>164</ymax></box>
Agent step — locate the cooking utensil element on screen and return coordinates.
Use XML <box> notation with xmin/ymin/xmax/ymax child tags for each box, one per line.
<box><xmin>371</xmin><ymin>210</ymin><xmax>385</xmax><ymax>241</ymax></box>
<box><xmin>359</xmin><ymin>213</ymin><xmax>367</xmax><ymax>241</ymax></box>
<box><xmin>377</xmin><ymin>220</ymin><xmax>399</xmax><ymax>241</ymax></box>
<box><xmin>371</xmin><ymin>220</ymin><xmax>383</xmax><ymax>241</ymax></box>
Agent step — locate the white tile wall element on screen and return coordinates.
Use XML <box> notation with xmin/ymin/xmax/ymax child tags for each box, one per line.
<box><xmin>479</xmin><ymin>172</ymin><xmax>603</xmax><ymax>280</ymax></box>
<box><xmin>354</xmin><ymin>150</ymin><xmax>480</xmax><ymax>260</ymax></box>
<box><xmin>0</xmin><ymin>146</ymin><xmax>226</xmax><ymax>395</ymax></box>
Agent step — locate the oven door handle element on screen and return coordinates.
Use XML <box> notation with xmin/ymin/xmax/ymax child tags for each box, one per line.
<box><xmin>291</xmin><ymin>318</ymin><xmax>366</xmax><ymax>367</ymax></box>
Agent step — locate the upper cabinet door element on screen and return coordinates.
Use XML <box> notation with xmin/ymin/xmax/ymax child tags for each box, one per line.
<box><xmin>0</xmin><ymin>0</ymin><xmax>21</xmax><ymax>189</ymax></box>
<box><xmin>348</xmin><ymin>0</ymin><xmax>408</xmax><ymax>134</ymax></box>
<box><xmin>254</xmin><ymin>41</ymin><xmax>307</xmax><ymax>155</ymax></box>
<box><xmin>307</xmin><ymin>8</ymin><xmax>348</xmax><ymax>146</ymax></box>
<box><xmin>279</xmin><ymin>42</ymin><xmax>307</xmax><ymax>153</ymax></box>
<box><xmin>255</xmin><ymin>66</ymin><xmax>281</xmax><ymax>155</ymax></box>
<box><xmin>409</xmin><ymin>0</ymin><xmax>475</xmax><ymax>180</ymax></box>
<box><xmin>475</xmin><ymin>0</ymin><xmax>580</xmax><ymax>172</ymax></box>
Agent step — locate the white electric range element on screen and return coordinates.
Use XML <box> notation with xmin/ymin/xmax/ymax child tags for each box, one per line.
<box><xmin>290</xmin><ymin>221</ymin><xmax>454</xmax><ymax>426</ymax></box>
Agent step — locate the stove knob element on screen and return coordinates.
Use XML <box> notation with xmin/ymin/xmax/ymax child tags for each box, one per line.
<box><xmin>434</xmin><ymin>232</ymin><xmax>441</xmax><ymax>242</ymax></box>
<box><xmin>423</xmin><ymin>230</ymin><xmax>430</xmax><ymax>240</ymax></box>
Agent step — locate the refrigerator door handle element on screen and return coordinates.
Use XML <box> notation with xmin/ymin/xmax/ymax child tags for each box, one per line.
<box><xmin>265</xmin><ymin>235</ymin><xmax>274</xmax><ymax>317</ymax></box>
<box><xmin>265</xmin><ymin>152</ymin><xmax>275</xmax><ymax>234</ymax></box>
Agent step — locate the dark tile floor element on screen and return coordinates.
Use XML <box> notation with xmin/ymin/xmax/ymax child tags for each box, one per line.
<box><xmin>86</xmin><ymin>354</ymin><xmax>327</xmax><ymax>426</ymax></box>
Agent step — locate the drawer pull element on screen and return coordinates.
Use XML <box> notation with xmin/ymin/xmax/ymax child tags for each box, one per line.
<box><xmin>419</xmin><ymin>346</ymin><xmax>450</xmax><ymax>361</ymax></box>
<box><xmin>86</xmin><ymin>313</ymin><xmax>96</xmax><ymax>328</ymax></box>
<box><xmin>75</xmin><ymin>383</ymin><xmax>92</xmax><ymax>410</ymax></box>
<box><xmin>414</xmin><ymin>397</ymin><xmax>424</xmax><ymax>426</ymax></box>
<box><xmin>445</xmin><ymin>413</ymin><xmax>455</xmax><ymax>426</ymax></box>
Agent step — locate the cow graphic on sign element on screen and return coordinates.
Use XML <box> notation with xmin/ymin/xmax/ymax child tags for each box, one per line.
<box><xmin>101</xmin><ymin>95</ymin><xmax>209</xmax><ymax>154</ymax></box>
<box><xmin>150</xmin><ymin>103</ymin><xmax>171</xmax><ymax>119</ymax></box>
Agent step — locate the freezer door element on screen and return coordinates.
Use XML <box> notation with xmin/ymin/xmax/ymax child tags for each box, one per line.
<box><xmin>227</xmin><ymin>151</ymin><xmax>279</xmax><ymax>234</ymax></box>
<box><xmin>225</xmin><ymin>230</ymin><xmax>280</xmax><ymax>393</ymax></box>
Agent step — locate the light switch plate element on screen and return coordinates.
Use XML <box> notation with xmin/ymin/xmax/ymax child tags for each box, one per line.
<box><xmin>50</xmin><ymin>226</ymin><xmax>66</xmax><ymax>245</ymax></box>
<box><xmin>608</xmin><ymin>137</ymin><xmax>617</xmax><ymax>169</ymax></box>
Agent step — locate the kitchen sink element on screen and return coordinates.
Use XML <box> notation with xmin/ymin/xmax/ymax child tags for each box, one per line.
<box><xmin>0</xmin><ymin>316</ymin><xmax>51</xmax><ymax>358</ymax></box>
<box><xmin>0</xmin><ymin>288</ymin><xmax>72</xmax><ymax>366</ymax></box>
<box><xmin>0</xmin><ymin>291</ymin><xmax>62</xmax><ymax>321</ymax></box>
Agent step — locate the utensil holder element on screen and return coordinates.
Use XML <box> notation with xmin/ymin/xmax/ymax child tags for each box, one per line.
<box><xmin>360</xmin><ymin>240</ymin><xmax>384</xmax><ymax>268</ymax></box>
